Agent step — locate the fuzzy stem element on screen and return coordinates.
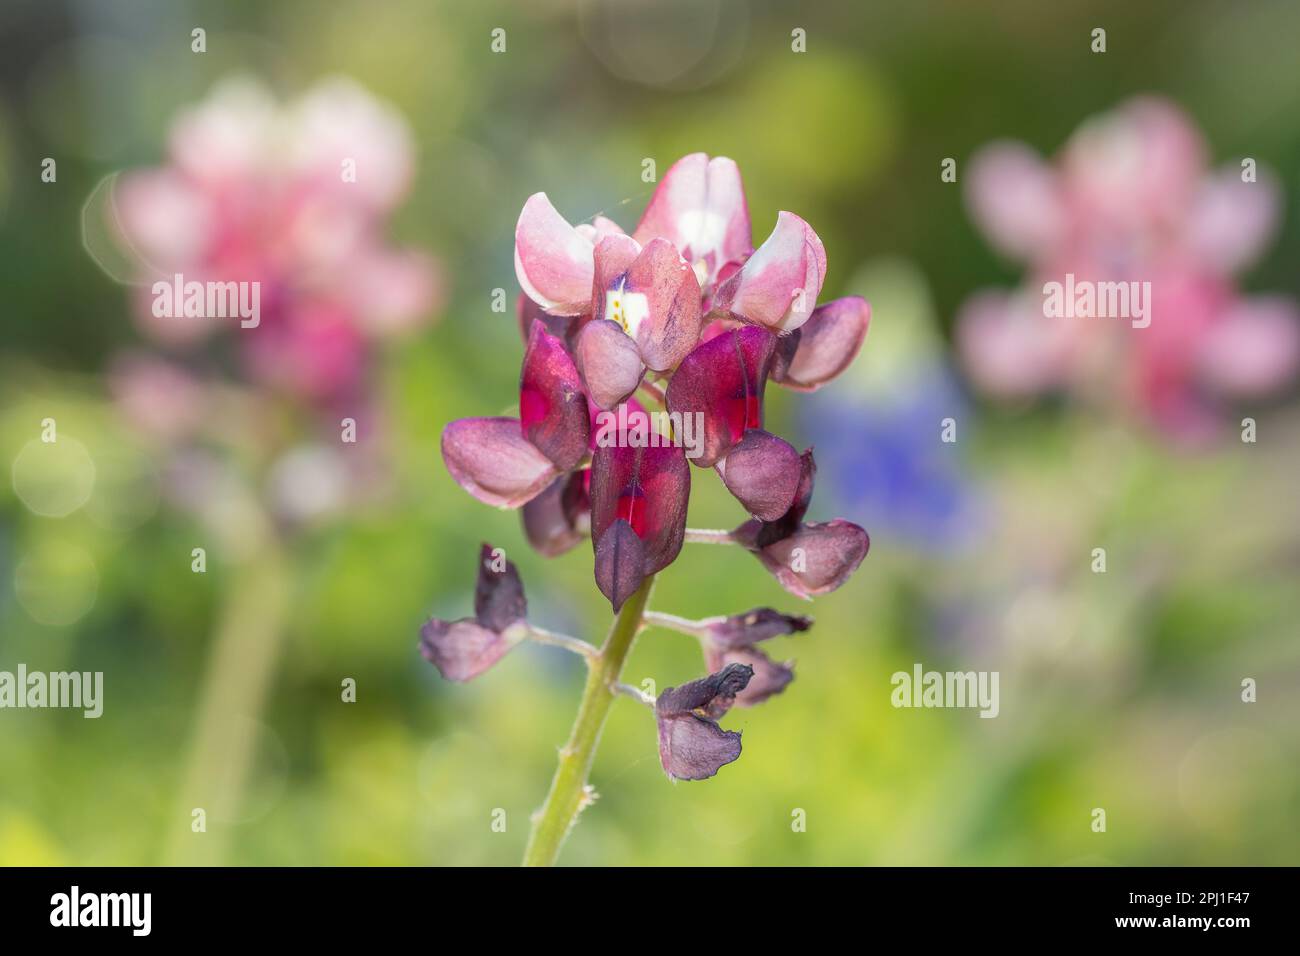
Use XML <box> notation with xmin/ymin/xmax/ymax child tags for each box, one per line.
<box><xmin>526</xmin><ymin>625</ymin><xmax>599</xmax><ymax>659</ymax></box>
<box><xmin>522</xmin><ymin>574</ymin><xmax>656</xmax><ymax>866</ymax></box>
<box><xmin>642</xmin><ymin>610</ymin><xmax>708</xmax><ymax>638</ymax></box>
<box><xmin>684</xmin><ymin>527</ymin><xmax>738</xmax><ymax>545</ymax></box>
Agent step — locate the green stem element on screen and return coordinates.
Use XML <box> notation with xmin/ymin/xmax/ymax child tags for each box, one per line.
<box><xmin>522</xmin><ymin>574</ymin><xmax>656</xmax><ymax>867</ymax></box>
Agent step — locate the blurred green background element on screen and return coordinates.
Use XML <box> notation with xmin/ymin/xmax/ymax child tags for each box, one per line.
<box><xmin>1</xmin><ymin>0</ymin><xmax>1298</xmax><ymax>865</ymax></box>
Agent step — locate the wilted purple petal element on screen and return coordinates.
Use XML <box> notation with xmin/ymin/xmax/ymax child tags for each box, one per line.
<box><xmin>771</xmin><ymin>296</ymin><xmax>871</xmax><ymax>391</ymax></box>
<box><xmin>473</xmin><ymin>542</ymin><xmax>527</xmax><ymax>632</ymax></box>
<box><xmin>712</xmin><ymin>212</ymin><xmax>826</xmax><ymax>333</ymax></box>
<box><xmin>665</xmin><ymin>325</ymin><xmax>776</xmax><ymax>467</ymax></box>
<box><xmin>716</xmin><ymin>429</ymin><xmax>803</xmax><ymax>521</ymax></box>
<box><xmin>419</xmin><ymin>618</ymin><xmax>519</xmax><ymax>682</ymax></box>
<box><xmin>441</xmin><ymin>416</ymin><xmax>556</xmax><ymax>509</ymax></box>
<box><xmin>705</xmin><ymin>645</ymin><xmax>794</xmax><ymax>708</ymax></box>
<box><xmin>655</xmin><ymin>662</ymin><xmax>754</xmax><ymax>781</ymax></box>
<box><xmin>520</xmin><ymin>321</ymin><xmax>590</xmax><ymax>470</ymax></box>
<box><xmin>703</xmin><ymin>607</ymin><xmax>812</xmax><ymax>649</ymax></box>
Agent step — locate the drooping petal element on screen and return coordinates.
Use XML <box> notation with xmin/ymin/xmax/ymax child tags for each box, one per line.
<box><xmin>1196</xmin><ymin>296</ymin><xmax>1300</xmax><ymax>398</ymax></box>
<box><xmin>655</xmin><ymin>663</ymin><xmax>754</xmax><ymax>781</ymax></box>
<box><xmin>520</xmin><ymin>321</ymin><xmax>590</xmax><ymax>470</ymax></box>
<box><xmin>748</xmin><ymin>519</ymin><xmax>870</xmax><ymax>600</ymax></box>
<box><xmin>593</xmin><ymin>519</ymin><xmax>646</xmax><ymax>612</ymax></box>
<box><xmin>705</xmin><ymin>646</ymin><xmax>794</xmax><ymax>708</ymax></box>
<box><xmin>1183</xmin><ymin>166</ymin><xmax>1281</xmax><ymax>276</ymax></box>
<box><xmin>965</xmin><ymin>142</ymin><xmax>1067</xmax><ymax>263</ymax></box>
<box><xmin>702</xmin><ymin>607</ymin><xmax>812</xmax><ymax>649</ymax></box>
<box><xmin>441</xmin><ymin>416</ymin><xmax>556</xmax><ymax>509</ymax></box>
<box><xmin>514</xmin><ymin>192</ymin><xmax>596</xmax><ymax>315</ymax></box>
<box><xmin>575</xmin><ymin>318</ymin><xmax>645</xmax><ymax>409</ymax></box>
<box><xmin>712</xmin><ymin>212</ymin><xmax>826</xmax><ymax>333</ymax></box>
<box><xmin>473</xmin><ymin>542</ymin><xmax>527</xmax><ymax>632</ymax></box>
<box><xmin>522</xmin><ymin>470</ymin><xmax>590</xmax><ymax>557</ymax></box>
<box><xmin>419</xmin><ymin>618</ymin><xmax>519</xmax><ymax>682</ymax></box>
<box><xmin>633</xmin><ymin>153</ymin><xmax>752</xmax><ymax>288</ymax></box>
<box><xmin>589</xmin><ymin>442</ymin><xmax>691</xmax><ymax>598</ymax></box>
<box><xmin>665</xmin><ymin>325</ymin><xmax>776</xmax><ymax>467</ymax></box>
<box><xmin>771</xmin><ymin>296</ymin><xmax>872</xmax><ymax>391</ymax></box>
<box><xmin>716</xmin><ymin>429</ymin><xmax>803</xmax><ymax>521</ymax></box>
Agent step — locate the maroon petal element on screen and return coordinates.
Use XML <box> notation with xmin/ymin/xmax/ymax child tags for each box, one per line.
<box><xmin>522</xmin><ymin>470</ymin><xmax>590</xmax><ymax>557</ymax></box>
<box><xmin>703</xmin><ymin>607</ymin><xmax>812</xmax><ymax>649</ymax></box>
<box><xmin>752</xmin><ymin>520</ymin><xmax>870</xmax><ymax>599</ymax></box>
<box><xmin>655</xmin><ymin>663</ymin><xmax>754</xmax><ymax>780</ymax></box>
<box><xmin>419</xmin><ymin>618</ymin><xmax>519</xmax><ymax>682</ymax></box>
<box><xmin>520</xmin><ymin>321</ymin><xmax>590</xmax><ymax>471</ymax></box>
<box><xmin>716</xmin><ymin>429</ymin><xmax>803</xmax><ymax>521</ymax></box>
<box><xmin>593</xmin><ymin>519</ymin><xmax>646</xmax><ymax>612</ymax></box>
<box><xmin>441</xmin><ymin>416</ymin><xmax>556</xmax><ymax>509</ymax></box>
<box><xmin>771</xmin><ymin>296</ymin><xmax>871</xmax><ymax>391</ymax></box>
<box><xmin>705</xmin><ymin>645</ymin><xmax>794</xmax><ymax>708</ymax></box>
<box><xmin>589</xmin><ymin>442</ymin><xmax>690</xmax><ymax>579</ymax></box>
<box><xmin>575</xmin><ymin>318</ymin><xmax>645</xmax><ymax>409</ymax></box>
<box><xmin>665</xmin><ymin>325</ymin><xmax>776</xmax><ymax>467</ymax></box>
<box><xmin>473</xmin><ymin>542</ymin><xmax>527</xmax><ymax>632</ymax></box>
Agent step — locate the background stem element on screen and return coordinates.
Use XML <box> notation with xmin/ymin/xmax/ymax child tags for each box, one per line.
<box><xmin>521</xmin><ymin>575</ymin><xmax>656</xmax><ymax>867</ymax></box>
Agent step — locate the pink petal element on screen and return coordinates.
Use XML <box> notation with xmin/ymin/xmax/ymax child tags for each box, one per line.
<box><xmin>965</xmin><ymin>142</ymin><xmax>1067</xmax><ymax>263</ymax></box>
<box><xmin>955</xmin><ymin>290</ymin><xmax>1073</xmax><ymax>399</ymax></box>
<box><xmin>712</xmin><ymin>212</ymin><xmax>826</xmax><ymax>333</ymax></box>
<box><xmin>633</xmin><ymin>153</ymin><xmax>751</xmax><ymax>287</ymax></box>
<box><xmin>771</xmin><ymin>296</ymin><xmax>871</xmax><ymax>391</ymax></box>
<box><xmin>441</xmin><ymin>417</ymin><xmax>557</xmax><ymax>509</ymax></box>
<box><xmin>1197</xmin><ymin>297</ymin><xmax>1300</xmax><ymax>398</ymax></box>
<box><xmin>665</xmin><ymin>325</ymin><xmax>776</xmax><ymax>467</ymax></box>
<box><xmin>575</xmin><ymin>318</ymin><xmax>645</xmax><ymax>410</ymax></box>
<box><xmin>520</xmin><ymin>321</ymin><xmax>590</xmax><ymax>470</ymax></box>
<box><xmin>593</xmin><ymin>237</ymin><xmax>704</xmax><ymax>371</ymax></box>
<box><xmin>1184</xmin><ymin>166</ymin><xmax>1281</xmax><ymax>275</ymax></box>
<box><xmin>514</xmin><ymin>192</ymin><xmax>596</xmax><ymax>315</ymax></box>
<box><xmin>716</xmin><ymin>430</ymin><xmax>803</xmax><ymax>521</ymax></box>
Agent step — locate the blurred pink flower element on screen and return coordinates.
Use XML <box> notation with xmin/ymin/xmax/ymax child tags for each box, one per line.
<box><xmin>957</xmin><ymin>96</ymin><xmax>1299</xmax><ymax>439</ymax></box>
<box><xmin>106</xmin><ymin>76</ymin><xmax>443</xmax><ymax>407</ymax></box>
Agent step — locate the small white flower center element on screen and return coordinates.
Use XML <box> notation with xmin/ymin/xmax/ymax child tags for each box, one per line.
<box><xmin>604</xmin><ymin>280</ymin><xmax>650</xmax><ymax>337</ymax></box>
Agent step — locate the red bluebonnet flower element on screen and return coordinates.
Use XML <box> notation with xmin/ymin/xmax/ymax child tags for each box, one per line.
<box><xmin>431</xmin><ymin>153</ymin><xmax>874</xmax><ymax>862</ymax></box>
